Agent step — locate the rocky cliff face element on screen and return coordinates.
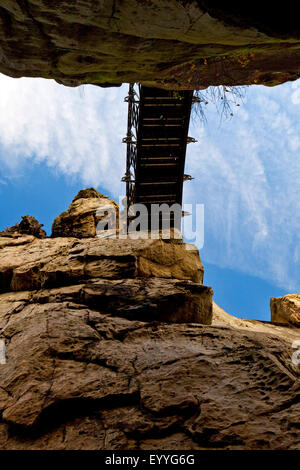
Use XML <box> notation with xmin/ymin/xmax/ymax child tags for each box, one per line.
<box><xmin>1</xmin><ymin>1</ymin><xmax>300</xmax><ymax>88</ymax></box>
<box><xmin>0</xmin><ymin>190</ymin><xmax>299</xmax><ymax>450</ymax></box>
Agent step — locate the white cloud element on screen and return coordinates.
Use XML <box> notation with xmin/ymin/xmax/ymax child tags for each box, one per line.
<box><xmin>291</xmin><ymin>87</ymin><xmax>300</xmax><ymax>105</ymax></box>
<box><xmin>0</xmin><ymin>74</ymin><xmax>127</xmax><ymax>196</ymax></box>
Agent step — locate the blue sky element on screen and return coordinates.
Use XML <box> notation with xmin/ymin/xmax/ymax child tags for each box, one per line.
<box><xmin>0</xmin><ymin>74</ymin><xmax>299</xmax><ymax>320</ymax></box>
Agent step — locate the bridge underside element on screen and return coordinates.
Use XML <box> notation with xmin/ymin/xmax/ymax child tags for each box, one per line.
<box><xmin>124</xmin><ymin>85</ymin><xmax>194</xmax><ymax>231</ymax></box>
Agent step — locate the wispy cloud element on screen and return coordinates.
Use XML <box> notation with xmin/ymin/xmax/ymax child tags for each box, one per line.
<box><xmin>0</xmin><ymin>74</ymin><xmax>127</xmax><ymax>195</ymax></box>
<box><xmin>185</xmin><ymin>81</ymin><xmax>300</xmax><ymax>291</ymax></box>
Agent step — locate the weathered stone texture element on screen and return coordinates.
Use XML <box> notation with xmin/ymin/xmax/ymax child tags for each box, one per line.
<box><xmin>51</xmin><ymin>188</ymin><xmax>119</xmax><ymax>238</ymax></box>
<box><xmin>271</xmin><ymin>295</ymin><xmax>300</xmax><ymax>327</ymax></box>
<box><xmin>0</xmin><ymin>236</ymin><xmax>204</xmax><ymax>293</ymax></box>
<box><xmin>0</xmin><ymin>302</ymin><xmax>299</xmax><ymax>449</ymax></box>
<box><xmin>3</xmin><ymin>215</ymin><xmax>46</xmax><ymax>239</ymax></box>
<box><xmin>1</xmin><ymin>1</ymin><xmax>300</xmax><ymax>88</ymax></box>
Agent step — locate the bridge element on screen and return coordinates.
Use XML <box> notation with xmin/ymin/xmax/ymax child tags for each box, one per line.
<box><xmin>123</xmin><ymin>84</ymin><xmax>196</xmax><ymax>231</ymax></box>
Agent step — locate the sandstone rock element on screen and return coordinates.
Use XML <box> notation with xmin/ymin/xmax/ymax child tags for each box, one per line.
<box><xmin>2</xmin><ymin>215</ymin><xmax>46</xmax><ymax>239</ymax></box>
<box><xmin>1</xmin><ymin>2</ymin><xmax>300</xmax><ymax>88</ymax></box>
<box><xmin>271</xmin><ymin>295</ymin><xmax>300</xmax><ymax>327</ymax></box>
<box><xmin>51</xmin><ymin>188</ymin><xmax>119</xmax><ymax>238</ymax></box>
<box><xmin>213</xmin><ymin>301</ymin><xmax>300</xmax><ymax>345</ymax></box>
<box><xmin>0</xmin><ymin>233</ymin><xmax>35</xmax><ymax>249</ymax></box>
<box><xmin>0</xmin><ymin>299</ymin><xmax>299</xmax><ymax>449</ymax></box>
<box><xmin>0</xmin><ymin>233</ymin><xmax>210</xmax><ymax>321</ymax></box>
<box><xmin>0</xmin><ymin>236</ymin><xmax>204</xmax><ymax>293</ymax></box>
<box><xmin>31</xmin><ymin>278</ymin><xmax>212</xmax><ymax>324</ymax></box>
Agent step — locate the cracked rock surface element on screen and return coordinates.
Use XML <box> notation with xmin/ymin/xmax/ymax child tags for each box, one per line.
<box><xmin>0</xmin><ymin>228</ymin><xmax>299</xmax><ymax>449</ymax></box>
<box><xmin>0</xmin><ymin>296</ymin><xmax>299</xmax><ymax>449</ymax></box>
<box><xmin>0</xmin><ymin>236</ymin><xmax>204</xmax><ymax>292</ymax></box>
<box><xmin>1</xmin><ymin>1</ymin><xmax>300</xmax><ymax>88</ymax></box>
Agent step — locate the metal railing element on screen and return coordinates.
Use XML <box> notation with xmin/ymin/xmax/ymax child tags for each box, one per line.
<box><xmin>122</xmin><ymin>84</ymin><xmax>140</xmax><ymax>220</ymax></box>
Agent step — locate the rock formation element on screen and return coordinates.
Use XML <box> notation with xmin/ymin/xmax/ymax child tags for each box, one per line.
<box><xmin>0</xmin><ymin>190</ymin><xmax>299</xmax><ymax>449</ymax></box>
<box><xmin>3</xmin><ymin>215</ymin><xmax>46</xmax><ymax>239</ymax></box>
<box><xmin>0</xmin><ymin>235</ymin><xmax>209</xmax><ymax>321</ymax></box>
<box><xmin>1</xmin><ymin>1</ymin><xmax>300</xmax><ymax>89</ymax></box>
<box><xmin>271</xmin><ymin>295</ymin><xmax>300</xmax><ymax>328</ymax></box>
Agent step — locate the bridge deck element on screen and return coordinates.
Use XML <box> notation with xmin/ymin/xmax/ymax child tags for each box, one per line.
<box><xmin>124</xmin><ymin>85</ymin><xmax>194</xmax><ymax>229</ymax></box>
<box><xmin>135</xmin><ymin>87</ymin><xmax>193</xmax><ymax>208</ymax></box>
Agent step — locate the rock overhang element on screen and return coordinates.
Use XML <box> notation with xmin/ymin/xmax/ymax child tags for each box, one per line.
<box><xmin>1</xmin><ymin>1</ymin><xmax>300</xmax><ymax>89</ymax></box>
